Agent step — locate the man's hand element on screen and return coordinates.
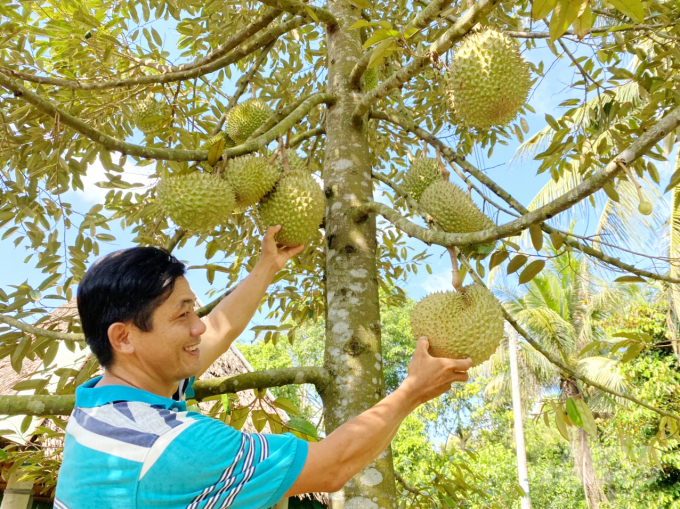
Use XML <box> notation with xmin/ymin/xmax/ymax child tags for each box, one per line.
<box><xmin>400</xmin><ymin>337</ymin><xmax>472</xmax><ymax>406</ymax></box>
<box><xmin>258</xmin><ymin>225</ymin><xmax>305</xmax><ymax>272</ymax></box>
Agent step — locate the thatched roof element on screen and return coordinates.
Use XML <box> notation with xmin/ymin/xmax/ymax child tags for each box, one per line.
<box><xmin>0</xmin><ymin>299</ymin><xmax>328</xmax><ymax>505</ymax></box>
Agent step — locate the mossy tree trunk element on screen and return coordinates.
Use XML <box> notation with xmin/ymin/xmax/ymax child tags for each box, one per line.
<box><xmin>321</xmin><ymin>2</ymin><xmax>396</xmax><ymax>507</ymax></box>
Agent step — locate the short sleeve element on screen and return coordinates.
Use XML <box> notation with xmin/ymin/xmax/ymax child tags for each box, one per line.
<box><xmin>137</xmin><ymin>413</ymin><xmax>308</xmax><ymax>509</ymax></box>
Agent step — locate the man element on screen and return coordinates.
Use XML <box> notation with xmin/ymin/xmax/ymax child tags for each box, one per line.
<box><xmin>54</xmin><ymin>225</ymin><xmax>472</xmax><ymax>508</ymax></box>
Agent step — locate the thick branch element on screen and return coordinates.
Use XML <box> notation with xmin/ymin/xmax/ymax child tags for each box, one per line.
<box><xmin>351</xmin><ymin>0</ymin><xmax>501</xmax><ymax>121</ymax></box>
<box><xmin>458</xmin><ymin>256</ymin><xmax>680</xmax><ymax>423</ymax></box>
<box><xmin>289</xmin><ymin>126</ymin><xmax>325</xmax><ymax>148</ymax></box>
<box><xmin>214</xmin><ymin>40</ymin><xmax>276</xmax><ymax>135</ymax></box>
<box><xmin>0</xmin><ymin>367</ymin><xmax>330</xmax><ymax>416</ymax></box>
<box><xmin>370</xmin><ymin>109</ymin><xmax>680</xmax><ymax>282</ymax></box>
<box><xmin>0</xmin><ymin>314</ymin><xmax>83</xmax><ymax>342</ymax></box>
<box><xmin>258</xmin><ymin>0</ymin><xmax>337</xmax><ymax>27</ymax></box>
<box><xmin>1</xmin><ymin>17</ymin><xmax>307</xmax><ymax>90</ymax></box>
<box><xmin>348</xmin><ymin>0</ymin><xmax>454</xmax><ymax>87</ymax></box>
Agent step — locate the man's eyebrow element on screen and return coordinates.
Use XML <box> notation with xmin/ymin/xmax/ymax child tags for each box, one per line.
<box><xmin>176</xmin><ymin>297</ymin><xmax>197</xmax><ymax>310</ymax></box>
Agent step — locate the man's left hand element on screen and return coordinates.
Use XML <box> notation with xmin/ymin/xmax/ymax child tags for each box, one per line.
<box><xmin>259</xmin><ymin>225</ymin><xmax>305</xmax><ymax>272</ymax></box>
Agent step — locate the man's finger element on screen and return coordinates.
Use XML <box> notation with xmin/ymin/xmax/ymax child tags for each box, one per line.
<box><xmin>416</xmin><ymin>336</ymin><xmax>429</xmax><ymax>352</ymax></box>
<box><xmin>443</xmin><ymin>357</ymin><xmax>473</xmax><ymax>371</ymax></box>
<box><xmin>449</xmin><ymin>371</ymin><xmax>469</xmax><ymax>382</ymax></box>
<box><xmin>265</xmin><ymin>225</ymin><xmax>282</xmax><ymax>237</ymax></box>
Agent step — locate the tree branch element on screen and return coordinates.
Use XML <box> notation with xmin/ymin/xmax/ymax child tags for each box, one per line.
<box><xmin>351</xmin><ymin>0</ymin><xmax>501</xmax><ymax>122</ymax></box>
<box><xmin>370</xmin><ymin>109</ymin><xmax>680</xmax><ymax>282</ymax></box>
<box><xmin>0</xmin><ymin>72</ymin><xmax>334</xmax><ymax>162</ymax></box>
<box><xmin>123</xmin><ymin>9</ymin><xmax>281</xmax><ymax>75</ymax></box>
<box><xmin>289</xmin><ymin>126</ymin><xmax>325</xmax><ymax>148</ymax></box>
<box><xmin>0</xmin><ymin>16</ymin><xmax>308</xmax><ymax>90</ymax></box>
<box><xmin>0</xmin><ymin>367</ymin><xmax>330</xmax><ymax>416</ymax></box>
<box><xmin>258</xmin><ymin>0</ymin><xmax>337</xmax><ymax>28</ymax></box>
<box><xmin>214</xmin><ymin>40</ymin><xmax>276</xmax><ymax>135</ymax></box>
<box><xmin>348</xmin><ymin>0</ymin><xmax>455</xmax><ymax>88</ymax></box>
<box><xmin>0</xmin><ymin>314</ymin><xmax>83</xmax><ymax>342</ymax></box>
<box><xmin>457</xmin><ymin>255</ymin><xmax>680</xmax><ymax>423</ymax></box>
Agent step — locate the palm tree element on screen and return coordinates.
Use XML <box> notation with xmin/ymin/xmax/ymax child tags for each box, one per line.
<box><xmin>488</xmin><ymin>253</ymin><xmax>636</xmax><ymax>509</ymax></box>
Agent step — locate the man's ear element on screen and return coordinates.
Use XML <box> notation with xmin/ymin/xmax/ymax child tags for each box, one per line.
<box><xmin>107</xmin><ymin>322</ymin><xmax>135</xmax><ymax>355</ymax></box>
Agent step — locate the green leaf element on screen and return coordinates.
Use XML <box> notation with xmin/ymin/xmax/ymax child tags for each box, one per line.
<box><xmin>518</xmin><ymin>260</ymin><xmax>545</xmax><ymax>284</ymax></box>
<box><xmin>552</xmin><ymin>402</ymin><xmax>570</xmax><ymax>440</ymax></box>
<box><xmin>533</xmin><ymin>0</ymin><xmax>558</xmax><ymax>20</ymax></box>
<box><xmin>572</xmin><ymin>4</ymin><xmax>593</xmax><ymax>38</ymax></box>
<box><xmin>251</xmin><ymin>409</ymin><xmax>268</xmax><ymax>432</ymax></box>
<box><xmin>367</xmin><ymin>39</ymin><xmax>398</xmax><ymax>69</ymax></box>
<box><xmin>549</xmin><ymin>232</ymin><xmax>564</xmax><ymax>250</ymax></box>
<box><xmin>506</xmin><ymin>255</ymin><xmax>528</xmax><ymax>275</ymax></box>
<box><xmin>566</xmin><ymin>398</ymin><xmax>584</xmax><ymax>428</ymax></box>
<box><xmin>285</xmin><ymin>417</ymin><xmax>318</xmax><ymax>440</ymax></box>
<box><xmin>545</xmin><ymin>114</ymin><xmax>560</xmax><ymax>131</ymax></box>
<box><xmin>304</xmin><ymin>6</ymin><xmax>319</xmax><ymax>22</ymax></box>
<box><xmin>607</xmin><ymin>0</ymin><xmax>645</xmax><ymax>23</ymax></box>
<box><xmin>362</xmin><ymin>29</ymin><xmax>400</xmax><ymax>49</ymax></box>
<box><xmin>345</xmin><ymin>0</ymin><xmax>371</xmax><ymax>9</ymax></box>
<box><xmin>664</xmin><ymin>168</ymin><xmax>680</xmax><ymax>193</ymax></box>
<box><xmin>574</xmin><ymin>399</ymin><xmax>598</xmax><ymax>437</ymax></box>
<box><xmin>529</xmin><ymin>224</ymin><xmax>544</xmax><ymax>251</ymax></box>
<box><xmin>549</xmin><ymin>0</ymin><xmax>582</xmax><ymax>41</ymax></box>
<box><xmin>489</xmin><ymin>250</ymin><xmax>509</xmax><ymax>271</ymax></box>
<box><xmin>613</xmin><ymin>275</ymin><xmax>646</xmax><ymax>283</ymax></box>
<box><xmin>620</xmin><ymin>342</ymin><xmax>644</xmax><ymax>362</ymax></box>
<box><xmin>229</xmin><ymin>407</ymin><xmax>249</xmax><ymax>430</ymax></box>
<box><xmin>603</xmin><ymin>182</ymin><xmax>620</xmax><ymax>202</ymax></box>
<box><xmin>272</xmin><ymin>397</ymin><xmax>300</xmax><ymax>416</ymax></box>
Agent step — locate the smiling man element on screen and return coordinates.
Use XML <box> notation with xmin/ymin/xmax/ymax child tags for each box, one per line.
<box><xmin>54</xmin><ymin>226</ymin><xmax>472</xmax><ymax>509</ymax></box>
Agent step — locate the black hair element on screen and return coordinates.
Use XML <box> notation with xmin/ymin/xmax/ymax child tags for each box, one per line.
<box><xmin>77</xmin><ymin>247</ymin><xmax>186</xmax><ymax>369</ymax></box>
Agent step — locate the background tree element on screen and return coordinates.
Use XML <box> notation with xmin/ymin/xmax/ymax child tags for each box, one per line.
<box><xmin>1</xmin><ymin>0</ymin><xmax>680</xmax><ymax>507</ymax></box>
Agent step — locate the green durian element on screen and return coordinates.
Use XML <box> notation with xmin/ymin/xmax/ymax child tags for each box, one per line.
<box><xmin>411</xmin><ymin>284</ymin><xmax>504</xmax><ymax>366</ymax></box>
<box><xmin>258</xmin><ymin>172</ymin><xmax>325</xmax><ymax>246</ymax></box>
<box><xmin>226</xmin><ymin>99</ymin><xmax>273</xmax><ymax>144</ymax></box>
<box><xmin>403</xmin><ymin>158</ymin><xmax>445</xmax><ymax>202</ymax></box>
<box><xmin>224</xmin><ymin>155</ymin><xmax>281</xmax><ymax>209</ymax></box>
<box><xmin>156</xmin><ymin>173</ymin><xmax>236</xmax><ymax>232</ymax></box>
<box><xmin>447</xmin><ymin>29</ymin><xmax>532</xmax><ymax>129</ymax></box>
<box><xmin>133</xmin><ymin>99</ymin><xmax>171</xmax><ymax>135</ymax></box>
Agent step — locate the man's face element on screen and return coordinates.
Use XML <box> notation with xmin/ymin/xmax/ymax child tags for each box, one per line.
<box><xmin>126</xmin><ymin>276</ymin><xmax>206</xmax><ymax>385</ymax></box>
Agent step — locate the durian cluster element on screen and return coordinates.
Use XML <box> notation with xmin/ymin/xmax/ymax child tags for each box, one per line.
<box><xmin>446</xmin><ymin>29</ymin><xmax>532</xmax><ymax>129</ymax></box>
<box><xmin>411</xmin><ymin>284</ymin><xmax>504</xmax><ymax>366</ymax></box>
<box><xmin>403</xmin><ymin>158</ymin><xmax>496</xmax><ymax>257</ymax></box>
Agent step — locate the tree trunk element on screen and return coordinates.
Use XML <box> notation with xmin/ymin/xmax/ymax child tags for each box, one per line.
<box><xmin>320</xmin><ymin>2</ymin><xmax>396</xmax><ymax>508</ymax></box>
<box><xmin>561</xmin><ymin>378</ymin><xmax>606</xmax><ymax>509</ymax></box>
<box><xmin>508</xmin><ymin>325</ymin><xmax>531</xmax><ymax>509</ymax></box>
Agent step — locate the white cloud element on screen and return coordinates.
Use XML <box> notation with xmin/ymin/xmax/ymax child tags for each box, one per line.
<box><xmin>67</xmin><ymin>157</ymin><xmax>155</xmax><ymax>205</ymax></box>
<box><xmin>419</xmin><ymin>271</ymin><xmax>453</xmax><ymax>294</ymax></box>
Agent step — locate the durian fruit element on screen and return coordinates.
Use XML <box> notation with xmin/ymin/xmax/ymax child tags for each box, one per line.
<box><xmin>420</xmin><ymin>180</ymin><xmax>496</xmax><ymax>256</ymax></box>
<box><xmin>411</xmin><ymin>284</ymin><xmax>504</xmax><ymax>366</ymax></box>
<box><xmin>364</xmin><ymin>68</ymin><xmax>378</xmax><ymax>91</ymax></box>
<box><xmin>156</xmin><ymin>173</ymin><xmax>236</xmax><ymax>232</ymax></box>
<box><xmin>403</xmin><ymin>158</ymin><xmax>444</xmax><ymax>202</ymax></box>
<box><xmin>226</xmin><ymin>99</ymin><xmax>273</xmax><ymax>144</ymax></box>
<box><xmin>133</xmin><ymin>99</ymin><xmax>171</xmax><ymax>135</ymax></box>
<box><xmin>224</xmin><ymin>155</ymin><xmax>281</xmax><ymax>208</ymax></box>
<box><xmin>258</xmin><ymin>172</ymin><xmax>325</xmax><ymax>246</ymax></box>
<box><xmin>203</xmin><ymin>131</ymin><xmax>236</xmax><ymax>150</ymax></box>
<box><xmin>446</xmin><ymin>28</ymin><xmax>531</xmax><ymax>129</ymax></box>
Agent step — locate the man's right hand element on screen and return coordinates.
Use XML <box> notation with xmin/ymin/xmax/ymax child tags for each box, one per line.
<box><xmin>400</xmin><ymin>336</ymin><xmax>472</xmax><ymax>406</ymax></box>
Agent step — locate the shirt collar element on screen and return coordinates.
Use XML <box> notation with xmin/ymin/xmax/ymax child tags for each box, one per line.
<box><xmin>75</xmin><ymin>376</ymin><xmax>188</xmax><ymax>412</ymax></box>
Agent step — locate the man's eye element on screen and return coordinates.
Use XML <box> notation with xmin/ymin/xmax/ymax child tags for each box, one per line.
<box><xmin>180</xmin><ymin>312</ymin><xmax>189</xmax><ymax>318</ymax></box>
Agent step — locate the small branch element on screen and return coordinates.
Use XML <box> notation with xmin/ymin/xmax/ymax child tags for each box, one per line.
<box><xmin>448</xmin><ymin>246</ymin><xmax>463</xmax><ymax>291</ymax></box>
<box><xmin>213</xmin><ymin>40</ymin><xmax>276</xmax><ymax>135</ymax></box>
<box><xmin>258</xmin><ymin>0</ymin><xmax>337</xmax><ymax>28</ymax></box>
<box><xmin>165</xmin><ymin>229</ymin><xmax>186</xmax><ymax>252</ymax></box>
<box><xmin>0</xmin><ymin>367</ymin><xmax>330</xmax><ymax>416</ymax></box>
<box><xmin>394</xmin><ymin>472</ymin><xmax>427</xmax><ymax>497</ymax></box>
<box><xmin>457</xmin><ymin>255</ymin><xmax>680</xmax><ymax>423</ymax></box>
<box><xmin>351</xmin><ymin>0</ymin><xmax>502</xmax><ymax>122</ymax></box>
<box><xmin>1</xmin><ymin>17</ymin><xmax>308</xmax><ymax>90</ymax></box>
<box><xmin>289</xmin><ymin>126</ymin><xmax>325</xmax><ymax>148</ymax></box>
<box><xmin>0</xmin><ymin>314</ymin><xmax>83</xmax><ymax>342</ymax></box>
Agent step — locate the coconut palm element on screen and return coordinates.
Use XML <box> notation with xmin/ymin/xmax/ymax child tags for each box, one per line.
<box><xmin>488</xmin><ymin>252</ymin><xmax>640</xmax><ymax>509</ymax></box>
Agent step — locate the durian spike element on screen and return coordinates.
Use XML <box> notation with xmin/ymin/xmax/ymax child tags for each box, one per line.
<box><xmin>447</xmin><ymin>246</ymin><xmax>464</xmax><ymax>292</ymax></box>
<box><xmin>278</xmin><ymin>136</ymin><xmax>291</xmax><ymax>173</ymax></box>
<box><xmin>436</xmin><ymin>148</ymin><xmax>450</xmax><ymax>181</ymax></box>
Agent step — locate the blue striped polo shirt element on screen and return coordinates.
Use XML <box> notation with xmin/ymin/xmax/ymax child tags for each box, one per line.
<box><xmin>54</xmin><ymin>377</ymin><xmax>308</xmax><ymax>509</ymax></box>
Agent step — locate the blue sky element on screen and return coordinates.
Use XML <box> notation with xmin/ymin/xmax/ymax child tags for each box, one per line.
<box><xmin>1</xmin><ymin>13</ymin><xmax>676</xmax><ymax>345</ymax></box>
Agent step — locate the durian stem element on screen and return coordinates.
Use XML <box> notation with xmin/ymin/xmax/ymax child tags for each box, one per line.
<box><xmin>448</xmin><ymin>246</ymin><xmax>464</xmax><ymax>292</ymax></box>
<box><xmin>457</xmin><ymin>254</ymin><xmax>680</xmax><ymax>423</ymax></box>
<box><xmin>616</xmin><ymin>160</ymin><xmax>645</xmax><ymax>203</ymax></box>
<box><xmin>278</xmin><ymin>136</ymin><xmax>291</xmax><ymax>173</ymax></box>
<box><xmin>436</xmin><ymin>148</ymin><xmax>449</xmax><ymax>181</ymax></box>
<box><xmin>165</xmin><ymin>229</ymin><xmax>186</xmax><ymax>252</ymax></box>
<box><xmin>268</xmin><ymin>147</ymin><xmax>280</xmax><ymax>164</ymax></box>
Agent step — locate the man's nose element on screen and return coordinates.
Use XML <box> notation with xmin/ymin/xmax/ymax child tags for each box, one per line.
<box><xmin>191</xmin><ymin>316</ymin><xmax>207</xmax><ymax>336</ymax></box>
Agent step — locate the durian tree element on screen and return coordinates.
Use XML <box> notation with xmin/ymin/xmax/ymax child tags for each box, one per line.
<box><xmin>1</xmin><ymin>0</ymin><xmax>680</xmax><ymax>506</ymax></box>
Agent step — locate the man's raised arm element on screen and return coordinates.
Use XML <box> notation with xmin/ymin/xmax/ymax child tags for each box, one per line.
<box><xmin>196</xmin><ymin>225</ymin><xmax>304</xmax><ymax>377</ymax></box>
<box><xmin>284</xmin><ymin>337</ymin><xmax>473</xmax><ymax>496</ymax></box>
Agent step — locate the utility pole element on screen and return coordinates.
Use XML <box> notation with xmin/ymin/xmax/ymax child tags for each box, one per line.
<box><xmin>508</xmin><ymin>324</ymin><xmax>532</xmax><ymax>509</ymax></box>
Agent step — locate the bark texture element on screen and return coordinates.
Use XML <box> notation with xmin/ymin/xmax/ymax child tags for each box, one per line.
<box><xmin>321</xmin><ymin>1</ymin><xmax>396</xmax><ymax>507</ymax></box>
